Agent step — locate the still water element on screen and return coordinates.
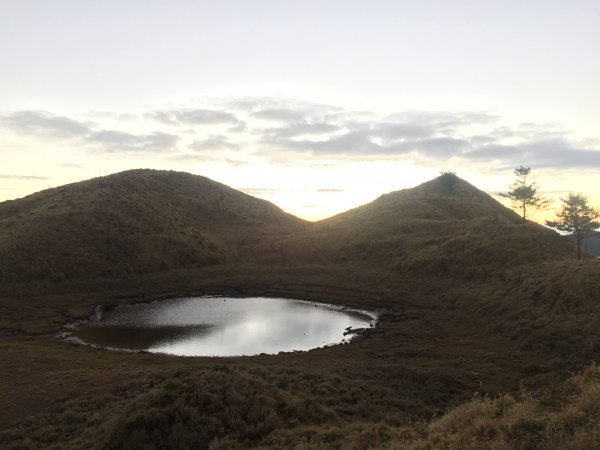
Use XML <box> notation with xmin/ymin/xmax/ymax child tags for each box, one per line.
<box><xmin>70</xmin><ymin>296</ymin><xmax>375</xmax><ymax>356</ymax></box>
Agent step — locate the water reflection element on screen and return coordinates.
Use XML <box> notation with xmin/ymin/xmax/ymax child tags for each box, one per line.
<box><xmin>74</xmin><ymin>324</ymin><xmax>214</xmax><ymax>351</ymax></box>
<box><xmin>71</xmin><ymin>297</ymin><xmax>374</xmax><ymax>356</ymax></box>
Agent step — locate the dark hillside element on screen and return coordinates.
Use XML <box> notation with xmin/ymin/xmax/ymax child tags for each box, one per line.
<box><xmin>2</xmin><ymin>170</ymin><xmax>600</xmax><ymax>449</ymax></box>
<box><xmin>326</xmin><ymin>174</ymin><xmax>520</xmax><ymax>226</ymax></box>
<box><xmin>467</xmin><ymin>258</ymin><xmax>600</xmax><ymax>369</ymax></box>
<box><xmin>568</xmin><ymin>231</ymin><xmax>600</xmax><ymax>257</ymax></box>
<box><xmin>294</xmin><ymin>174</ymin><xmax>576</xmax><ymax>278</ymax></box>
<box><xmin>0</xmin><ymin>171</ymin><xmax>576</xmax><ymax>285</ymax></box>
<box><xmin>0</xmin><ymin>169</ymin><xmax>307</xmax><ymax>283</ymax></box>
<box><xmin>583</xmin><ymin>231</ymin><xmax>600</xmax><ymax>256</ymax></box>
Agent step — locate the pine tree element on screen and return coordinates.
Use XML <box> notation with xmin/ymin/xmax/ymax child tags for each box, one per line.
<box><xmin>546</xmin><ymin>193</ymin><xmax>600</xmax><ymax>260</ymax></box>
<box><xmin>500</xmin><ymin>166</ymin><xmax>549</xmax><ymax>221</ymax></box>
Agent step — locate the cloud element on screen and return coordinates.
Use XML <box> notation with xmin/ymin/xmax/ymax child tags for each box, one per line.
<box><xmin>253</xmin><ymin>108</ymin><xmax>307</xmax><ymax>123</ymax></box>
<box><xmin>262</xmin><ymin>123</ymin><xmax>470</xmax><ymax>159</ymax></box>
<box><xmin>0</xmin><ymin>174</ymin><xmax>50</xmax><ymax>180</ymax></box>
<box><xmin>245</xmin><ymin>101</ymin><xmax>600</xmax><ymax>171</ymax></box>
<box><xmin>1</xmin><ymin>110</ymin><xmax>91</xmax><ymax>138</ymax></box>
<box><xmin>166</xmin><ymin>153</ymin><xmax>217</xmax><ymax>163</ymax></box>
<box><xmin>463</xmin><ymin>144</ymin><xmax>523</xmax><ymax>161</ymax></box>
<box><xmin>263</xmin><ymin>122</ymin><xmax>341</xmax><ymax>140</ymax></box>
<box><xmin>381</xmin><ymin>112</ymin><xmax>459</xmax><ymax>134</ymax></box>
<box><xmin>61</xmin><ymin>163</ymin><xmax>83</xmax><ymax>169</ymax></box>
<box><xmin>3</xmin><ymin>97</ymin><xmax>598</xmax><ymax>172</ymax></box>
<box><xmin>316</xmin><ymin>188</ymin><xmax>344</xmax><ymax>192</ymax></box>
<box><xmin>376</xmin><ymin>122</ymin><xmax>435</xmax><ymax>141</ymax></box>
<box><xmin>240</xmin><ymin>188</ymin><xmax>279</xmax><ymax>195</ymax></box>
<box><xmin>228</xmin><ymin>123</ymin><xmax>248</xmax><ymax>133</ymax></box>
<box><xmin>459</xmin><ymin>139</ymin><xmax>600</xmax><ymax>170</ymax></box>
<box><xmin>87</xmin><ymin>111</ymin><xmax>137</xmax><ymax>121</ymax></box>
<box><xmin>86</xmin><ymin>130</ymin><xmax>179</xmax><ymax>153</ymax></box>
<box><xmin>224</xmin><ymin>96</ymin><xmax>341</xmax><ymax>116</ymax></box>
<box><xmin>265</xmin><ymin>129</ymin><xmax>383</xmax><ymax>155</ymax></box>
<box><xmin>1</xmin><ymin>110</ymin><xmax>179</xmax><ymax>155</ymax></box>
<box><xmin>580</xmin><ymin>138</ymin><xmax>600</xmax><ymax>147</ymax></box>
<box><xmin>225</xmin><ymin>158</ymin><xmax>250</xmax><ymax>166</ymax></box>
<box><xmin>521</xmin><ymin>139</ymin><xmax>600</xmax><ymax>170</ymax></box>
<box><xmin>409</xmin><ymin>137</ymin><xmax>471</xmax><ymax>158</ymax></box>
<box><xmin>324</xmin><ymin>110</ymin><xmax>378</xmax><ymax>122</ymax></box>
<box><xmin>147</xmin><ymin>108</ymin><xmax>243</xmax><ymax>126</ymax></box>
<box><xmin>253</xmin><ymin>108</ymin><xmax>497</xmax><ymax>160</ymax></box>
<box><xmin>189</xmin><ymin>135</ymin><xmax>240</xmax><ymax>152</ymax></box>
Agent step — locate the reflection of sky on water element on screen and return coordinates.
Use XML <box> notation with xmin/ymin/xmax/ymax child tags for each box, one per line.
<box><xmin>75</xmin><ymin>297</ymin><xmax>373</xmax><ymax>356</ymax></box>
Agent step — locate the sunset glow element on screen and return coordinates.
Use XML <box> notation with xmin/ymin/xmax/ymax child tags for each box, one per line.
<box><xmin>2</xmin><ymin>1</ymin><xmax>599</xmax><ymax>221</ymax></box>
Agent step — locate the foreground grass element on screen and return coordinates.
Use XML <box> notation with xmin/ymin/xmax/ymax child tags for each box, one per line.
<box><xmin>2</xmin><ymin>363</ymin><xmax>600</xmax><ymax>449</ymax></box>
<box><xmin>409</xmin><ymin>364</ymin><xmax>600</xmax><ymax>450</ymax></box>
<box><xmin>0</xmin><ymin>363</ymin><xmax>442</xmax><ymax>450</ymax></box>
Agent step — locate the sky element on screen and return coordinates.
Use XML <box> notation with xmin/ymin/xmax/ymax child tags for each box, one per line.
<box><xmin>1</xmin><ymin>0</ymin><xmax>599</xmax><ymax>221</ymax></box>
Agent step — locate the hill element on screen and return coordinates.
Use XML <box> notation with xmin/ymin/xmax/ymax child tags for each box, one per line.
<box><xmin>0</xmin><ymin>171</ymin><xmax>579</xmax><ymax>286</ymax></box>
<box><xmin>286</xmin><ymin>173</ymin><xmax>576</xmax><ymax>278</ymax></box>
<box><xmin>0</xmin><ymin>169</ymin><xmax>306</xmax><ymax>284</ymax></box>
<box><xmin>569</xmin><ymin>231</ymin><xmax>600</xmax><ymax>257</ymax></box>
<box><xmin>2</xmin><ymin>170</ymin><xmax>600</xmax><ymax>449</ymax></box>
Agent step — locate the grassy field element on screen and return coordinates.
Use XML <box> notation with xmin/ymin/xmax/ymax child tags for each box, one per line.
<box><xmin>1</xmin><ymin>171</ymin><xmax>599</xmax><ymax>448</ymax></box>
<box><xmin>4</xmin><ymin>357</ymin><xmax>600</xmax><ymax>449</ymax></box>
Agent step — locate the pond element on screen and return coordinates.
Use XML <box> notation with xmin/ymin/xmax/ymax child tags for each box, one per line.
<box><xmin>67</xmin><ymin>296</ymin><xmax>376</xmax><ymax>357</ymax></box>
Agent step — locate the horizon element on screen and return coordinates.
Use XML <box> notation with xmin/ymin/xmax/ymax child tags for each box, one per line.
<box><xmin>2</xmin><ymin>1</ymin><xmax>599</xmax><ymax>221</ymax></box>
<box><xmin>0</xmin><ymin>167</ymin><xmax>580</xmax><ymax>226</ymax></box>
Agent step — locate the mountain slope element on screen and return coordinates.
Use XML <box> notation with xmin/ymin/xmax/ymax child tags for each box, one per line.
<box><xmin>0</xmin><ymin>171</ymin><xmax>577</xmax><ymax>285</ymax></box>
<box><xmin>569</xmin><ymin>231</ymin><xmax>600</xmax><ymax>257</ymax></box>
<box><xmin>2</xmin><ymin>170</ymin><xmax>600</xmax><ymax>450</ymax></box>
<box><xmin>0</xmin><ymin>169</ymin><xmax>307</xmax><ymax>283</ymax></box>
<box><xmin>292</xmin><ymin>174</ymin><xmax>576</xmax><ymax>278</ymax></box>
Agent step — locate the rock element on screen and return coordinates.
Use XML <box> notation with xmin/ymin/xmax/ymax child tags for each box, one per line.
<box><xmin>343</xmin><ymin>327</ymin><xmax>367</xmax><ymax>336</ymax></box>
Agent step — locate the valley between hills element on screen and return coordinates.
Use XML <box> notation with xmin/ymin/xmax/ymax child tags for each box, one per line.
<box><xmin>1</xmin><ymin>169</ymin><xmax>600</xmax><ymax>449</ymax></box>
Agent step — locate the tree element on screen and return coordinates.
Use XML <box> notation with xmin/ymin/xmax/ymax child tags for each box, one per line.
<box><xmin>500</xmin><ymin>166</ymin><xmax>550</xmax><ymax>221</ymax></box>
<box><xmin>546</xmin><ymin>193</ymin><xmax>600</xmax><ymax>260</ymax></box>
<box><xmin>439</xmin><ymin>171</ymin><xmax>459</xmax><ymax>192</ymax></box>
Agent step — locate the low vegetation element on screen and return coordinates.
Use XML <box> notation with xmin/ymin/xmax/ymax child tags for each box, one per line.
<box><xmin>1</xmin><ymin>170</ymin><xmax>599</xmax><ymax>449</ymax></box>
<box><xmin>0</xmin><ymin>170</ymin><xmax>306</xmax><ymax>284</ymax></box>
<box><xmin>409</xmin><ymin>364</ymin><xmax>600</xmax><ymax>450</ymax></box>
<box><xmin>0</xmin><ymin>364</ymin><xmax>458</xmax><ymax>450</ymax></box>
<box><xmin>2</xmin><ymin>363</ymin><xmax>600</xmax><ymax>449</ymax></box>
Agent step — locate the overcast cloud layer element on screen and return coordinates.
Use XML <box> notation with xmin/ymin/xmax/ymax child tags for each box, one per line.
<box><xmin>2</xmin><ymin>97</ymin><xmax>599</xmax><ymax>172</ymax></box>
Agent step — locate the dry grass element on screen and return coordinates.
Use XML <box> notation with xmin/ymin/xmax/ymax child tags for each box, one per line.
<box><xmin>406</xmin><ymin>364</ymin><xmax>600</xmax><ymax>450</ymax></box>
<box><xmin>3</xmin><ymin>361</ymin><xmax>600</xmax><ymax>449</ymax></box>
<box><xmin>457</xmin><ymin>259</ymin><xmax>600</xmax><ymax>369</ymax></box>
<box><xmin>0</xmin><ymin>364</ymin><xmax>452</xmax><ymax>450</ymax></box>
<box><xmin>0</xmin><ymin>171</ymin><xmax>578</xmax><ymax>287</ymax></box>
<box><xmin>0</xmin><ymin>169</ymin><xmax>306</xmax><ymax>283</ymax></box>
<box><xmin>262</xmin><ymin>176</ymin><xmax>577</xmax><ymax>280</ymax></box>
<box><xmin>1</xmin><ymin>171</ymin><xmax>599</xmax><ymax>449</ymax></box>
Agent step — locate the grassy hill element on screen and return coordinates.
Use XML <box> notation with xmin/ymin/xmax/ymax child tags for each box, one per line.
<box><xmin>0</xmin><ymin>170</ymin><xmax>577</xmax><ymax>285</ymax></box>
<box><xmin>569</xmin><ymin>231</ymin><xmax>600</xmax><ymax>257</ymax></box>
<box><xmin>0</xmin><ymin>169</ymin><xmax>306</xmax><ymax>284</ymax></box>
<box><xmin>1</xmin><ymin>169</ymin><xmax>599</xmax><ymax>449</ymax></box>
<box><xmin>284</xmin><ymin>173</ymin><xmax>576</xmax><ymax>279</ymax></box>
